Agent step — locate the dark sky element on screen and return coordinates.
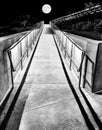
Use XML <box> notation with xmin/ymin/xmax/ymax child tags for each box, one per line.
<box><xmin>0</xmin><ymin>0</ymin><xmax>101</xmax><ymax>24</ymax></box>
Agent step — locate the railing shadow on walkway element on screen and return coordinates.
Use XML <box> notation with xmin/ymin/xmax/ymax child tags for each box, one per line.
<box><xmin>79</xmin><ymin>87</ymin><xmax>102</xmax><ymax>129</ymax></box>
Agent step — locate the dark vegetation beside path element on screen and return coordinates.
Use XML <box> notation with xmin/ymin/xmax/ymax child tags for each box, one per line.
<box><xmin>55</xmin><ymin>2</ymin><xmax>102</xmax><ymax>40</ymax></box>
<box><xmin>55</xmin><ymin>12</ymin><xmax>102</xmax><ymax>40</ymax></box>
<box><xmin>0</xmin><ymin>15</ymin><xmax>40</xmax><ymax>37</ymax></box>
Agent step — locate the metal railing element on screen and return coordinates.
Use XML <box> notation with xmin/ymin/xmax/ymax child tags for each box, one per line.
<box><xmin>4</xmin><ymin>21</ymin><xmax>44</xmax><ymax>88</ymax></box>
<box><xmin>51</xmin><ymin>22</ymin><xmax>95</xmax><ymax>91</ymax></box>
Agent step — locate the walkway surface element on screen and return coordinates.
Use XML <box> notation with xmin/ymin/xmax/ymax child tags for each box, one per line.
<box><xmin>19</xmin><ymin>24</ymin><xmax>88</xmax><ymax>130</ymax></box>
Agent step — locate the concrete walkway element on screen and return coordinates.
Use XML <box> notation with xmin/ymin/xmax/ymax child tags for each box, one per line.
<box><xmin>19</xmin><ymin>24</ymin><xmax>88</xmax><ymax>130</ymax></box>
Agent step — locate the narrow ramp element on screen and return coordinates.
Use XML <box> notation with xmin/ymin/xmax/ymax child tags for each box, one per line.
<box><xmin>19</xmin><ymin>24</ymin><xmax>88</xmax><ymax>130</ymax></box>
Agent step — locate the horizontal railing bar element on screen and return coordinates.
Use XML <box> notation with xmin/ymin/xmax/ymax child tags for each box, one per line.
<box><xmin>6</xmin><ymin>31</ymin><xmax>32</xmax><ymax>51</ymax></box>
<box><xmin>4</xmin><ymin>23</ymin><xmax>41</xmax><ymax>52</ymax></box>
<box><xmin>4</xmin><ymin>31</ymin><xmax>30</xmax><ymax>52</ymax></box>
<box><xmin>51</xmin><ymin>22</ymin><xmax>84</xmax><ymax>52</ymax></box>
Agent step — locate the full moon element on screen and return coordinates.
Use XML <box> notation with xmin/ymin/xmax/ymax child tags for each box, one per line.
<box><xmin>42</xmin><ymin>4</ymin><xmax>52</xmax><ymax>14</ymax></box>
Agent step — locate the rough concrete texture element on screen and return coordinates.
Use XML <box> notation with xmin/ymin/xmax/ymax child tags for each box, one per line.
<box><xmin>19</xmin><ymin>25</ymin><xmax>88</xmax><ymax>130</ymax></box>
<box><xmin>0</xmin><ymin>31</ymin><xmax>27</xmax><ymax>103</ymax></box>
<box><xmin>1</xmin><ymin>28</ymin><xmax>41</xmax><ymax>130</ymax></box>
<box><xmin>3</xmin><ymin>84</ymin><xmax>32</xmax><ymax>130</ymax></box>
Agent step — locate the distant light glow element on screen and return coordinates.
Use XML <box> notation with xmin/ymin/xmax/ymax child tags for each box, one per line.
<box><xmin>42</xmin><ymin>4</ymin><xmax>51</xmax><ymax>14</ymax></box>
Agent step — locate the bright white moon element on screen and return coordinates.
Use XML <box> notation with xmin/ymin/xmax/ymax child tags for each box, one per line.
<box><xmin>42</xmin><ymin>4</ymin><xmax>51</xmax><ymax>14</ymax></box>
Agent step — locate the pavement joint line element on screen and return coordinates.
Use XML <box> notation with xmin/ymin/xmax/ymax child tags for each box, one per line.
<box><xmin>23</xmin><ymin>99</ymin><xmax>71</xmax><ymax>113</ymax></box>
<box><xmin>22</xmin><ymin>83</ymin><xmax>68</xmax><ymax>84</ymax></box>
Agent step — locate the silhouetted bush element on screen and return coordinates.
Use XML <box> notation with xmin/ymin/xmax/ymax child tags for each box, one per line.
<box><xmin>55</xmin><ymin>12</ymin><xmax>102</xmax><ymax>40</ymax></box>
<box><xmin>94</xmin><ymin>20</ymin><xmax>102</xmax><ymax>33</ymax></box>
<box><xmin>0</xmin><ymin>14</ymin><xmax>39</xmax><ymax>36</ymax></box>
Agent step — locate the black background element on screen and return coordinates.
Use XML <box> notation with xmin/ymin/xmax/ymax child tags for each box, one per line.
<box><xmin>0</xmin><ymin>0</ymin><xmax>101</xmax><ymax>24</ymax></box>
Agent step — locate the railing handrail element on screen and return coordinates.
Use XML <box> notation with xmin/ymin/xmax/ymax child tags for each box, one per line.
<box><xmin>6</xmin><ymin>31</ymin><xmax>31</xmax><ymax>51</ymax></box>
<box><xmin>51</xmin><ymin>22</ymin><xmax>95</xmax><ymax>90</ymax></box>
<box><xmin>4</xmin><ymin>21</ymin><xmax>43</xmax><ymax>52</ymax></box>
<box><xmin>51</xmin><ymin>22</ymin><xmax>84</xmax><ymax>52</ymax></box>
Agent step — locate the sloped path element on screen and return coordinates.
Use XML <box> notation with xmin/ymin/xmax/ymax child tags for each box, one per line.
<box><xmin>19</xmin><ymin>24</ymin><xmax>88</xmax><ymax>130</ymax></box>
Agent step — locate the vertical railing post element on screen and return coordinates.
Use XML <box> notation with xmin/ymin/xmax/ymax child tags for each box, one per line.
<box><xmin>70</xmin><ymin>43</ymin><xmax>73</xmax><ymax>70</ymax></box>
<box><xmin>78</xmin><ymin>52</ymin><xmax>85</xmax><ymax>88</ymax></box>
<box><xmin>30</xmin><ymin>33</ymin><xmax>32</xmax><ymax>50</ymax></box>
<box><xmin>83</xmin><ymin>56</ymin><xmax>88</xmax><ymax>88</ymax></box>
<box><xmin>20</xmin><ymin>42</ymin><xmax>23</xmax><ymax>70</ymax></box>
<box><xmin>27</xmin><ymin>36</ymin><xmax>29</xmax><ymax>57</ymax></box>
<box><xmin>33</xmin><ymin>30</ymin><xmax>35</xmax><ymax>45</ymax></box>
<box><xmin>7</xmin><ymin>51</ymin><xmax>14</xmax><ymax>88</ymax></box>
<box><xmin>26</xmin><ymin>36</ymin><xmax>29</xmax><ymax>57</ymax></box>
<box><xmin>64</xmin><ymin>38</ymin><xmax>67</xmax><ymax>58</ymax></box>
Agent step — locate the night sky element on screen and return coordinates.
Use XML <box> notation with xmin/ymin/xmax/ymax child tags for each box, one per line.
<box><xmin>0</xmin><ymin>0</ymin><xmax>101</xmax><ymax>24</ymax></box>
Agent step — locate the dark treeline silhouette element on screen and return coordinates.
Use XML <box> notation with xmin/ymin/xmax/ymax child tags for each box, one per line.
<box><xmin>0</xmin><ymin>14</ymin><xmax>40</xmax><ymax>37</ymax></box>
<box><xmin>55</xmin><ymin>3</ymin><xmax>102</xmax><ymax>40</ymax></box>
